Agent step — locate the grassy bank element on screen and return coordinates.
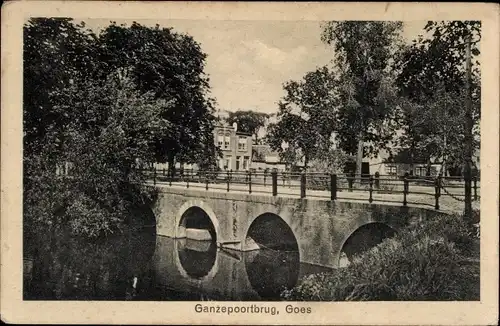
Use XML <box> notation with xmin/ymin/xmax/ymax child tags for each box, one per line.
<box><xmin>282</xmin><ymin>213</ymin><xmax>480</xmax><ymax>301</ymax></box>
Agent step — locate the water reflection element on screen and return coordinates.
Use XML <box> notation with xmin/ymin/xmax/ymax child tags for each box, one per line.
<box><xmin>24</xmin><ymin>227</ymin><xmax>156</xmax><ymax>300</ymax></box>
<box><xmin>244</xmin><ymin>249</ymin><xmax>300</xmax><ymax>300</ymax></box>
<box><xmin>177</xmin><ymin>239</ymin><xmax>217</xmax><ymax>279</ymax></box>
<box><xmin>24</xmin><ymin>229</ymin><xmax>331</xmax><ymax>301</ymax></box>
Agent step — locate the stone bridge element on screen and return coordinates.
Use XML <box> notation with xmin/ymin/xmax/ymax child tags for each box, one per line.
<box><xmin>151</xmin><ymin>184</ymin><xmax>448</xmax><ymax>268</ymax></box>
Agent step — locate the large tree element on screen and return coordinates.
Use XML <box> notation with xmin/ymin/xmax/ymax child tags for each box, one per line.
<box><xmin>266</xmin><ymin>66</ymin><xmax>339</xmax><ymax>169</ymax></box>
<box><xmin>23</xmin><ymin>18</ymin><xmax>98</xmax><ymax>169</ymax></box>
<box><xmin>321</xmin><ymin>21</ymin><xmax>403</xmax><ymax>178</ymax></box>
<box><xmin>23</xmin><ymin>18</ymin><xmax>218</xmax><ymax>237</ymax></box>
<box><xmin>95</xmin><ymin>21</ymin><xmax>217</xmax><ymax>172</ymax></box>
<box><xmin>395</xmin><ymin>21</ymin><xmax>481</xmax><ymax>175</ymax></box>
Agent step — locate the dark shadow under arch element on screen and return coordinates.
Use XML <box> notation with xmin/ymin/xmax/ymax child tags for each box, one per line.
<box><xmin>246</xmin><ymin>213</ymin><xmax>299</xmax><ymax>251</ymax></box>
<box><xmin>244</xmin><ymin>213</ymin><xmax>300</xmax><ymax>300</ymax></box>
<box><xmin>341</xmin><ymin>222</ymin><xmax>396</xmax><ymax>262</ymax></box>
<box><xmin>179</xmin><ymin>206</ymin><xmax>217</xmax><ymax>242</ymax></box>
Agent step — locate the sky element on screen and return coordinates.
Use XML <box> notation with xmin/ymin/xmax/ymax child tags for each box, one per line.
<box><xmin>86</xmin><ymin>19</ymin><xmax>428</xmax><ymax>115</ymax></box>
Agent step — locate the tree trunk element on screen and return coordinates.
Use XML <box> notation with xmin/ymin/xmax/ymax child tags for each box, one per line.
<box><xmin>426</xmin><ymin>159</ymin><xmax>432</xmax><ymax>176</ymax></box>
<box><xmin>463</xmin><ymin>32</ymin><xmax>473</xmax><ymax>222</ymax></box>
<box><xmin>167</xmin><ymin>153</ymin><xmax>176</xmax><ymax>178</ymax></box>
<box><xmin>355</xmin><ymin>130</ymin><xmax>364</xmax><ymax>184</ymax></box>
<box><xmin>409</xmin><ymin>146</ymin><xmax>414</xmax><ymax>176</ymax></box>
<box><xmin>442</xmin><ymin>135</ymin><xmax>447</xmax><ymax>177</ymax></box>
<box><xmin>303</xmin><ymin>154</ymin><xmax>309</xmax><ymax>172</ymax></box>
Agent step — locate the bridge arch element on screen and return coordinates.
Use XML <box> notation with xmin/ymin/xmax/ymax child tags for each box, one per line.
<box><xmin>173</xmin><ymin>238</ymin><xmax>219</xmax><ymax>284</ymax></box>
<box><xmin>338</xmin><ymin>221</ymin><xmax>397</xmax><ymax>267</ymax></box>
<box><xmin>175</xmin><ymin>200</ymin><xmax>221</xmax><ymax>246</ymax></box>
<box><xmin>244</xmin><ymin>212</ymin><xmax>299</xmax><ymax>252</ymax></box>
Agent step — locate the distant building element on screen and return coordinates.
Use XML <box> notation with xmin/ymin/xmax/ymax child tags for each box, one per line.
<box><xmin>366</xmin><ymin>148</ymin><xmax>441</xmax><ymax>177</ymax></box>
<box><xmin>214</xmin><ymin>124</ymin><xmax>252</xmax><ymax>171</ymax></box>
<box><xmin>251</xmin><ymin>144</ymin><xmax>286</xmax><ymax>172</ymax></box>
<box><xmin>367</xmin><ymin>147</ymin><xmax>480</xmax><ymax>177</ymax></box>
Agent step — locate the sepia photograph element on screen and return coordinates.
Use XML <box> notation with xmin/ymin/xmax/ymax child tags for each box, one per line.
<box><xmin>2</xmin><ymin>1</ymin><xmax>499</xmax><ymax>325</ymax></box>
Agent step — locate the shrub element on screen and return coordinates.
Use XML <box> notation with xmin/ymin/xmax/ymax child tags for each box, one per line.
<box><xmin>282</xmin><ymin>215</ymin><xmax>479</xmax><ymax>301</ymax></box>
<box><xmin>406</xmin><ymin>213</ymin><xmax>479</xmax><ymax>257</ymax></box>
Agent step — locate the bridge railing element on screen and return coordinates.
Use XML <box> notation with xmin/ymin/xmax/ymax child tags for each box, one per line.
<box><xmin>139</xmin><ymin>167</ymin><xmax>480</xmax><ymax>210</ymax></box>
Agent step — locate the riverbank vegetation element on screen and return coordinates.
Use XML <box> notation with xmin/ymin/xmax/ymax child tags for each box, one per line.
<box><xmin>23</xmin><ymin>18</ymin><xmax>218</xmax><ymax>239</ymax></box>
<box><xmin>282</xmin><ymin>212</ymin><xmax>480</xmax><ymax>301</ymax></box>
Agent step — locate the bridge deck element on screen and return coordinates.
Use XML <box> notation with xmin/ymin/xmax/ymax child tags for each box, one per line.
<box><xmin>149</xmin><ymin>181</ymin><xmax>479</xmax><ymax>214</ymax></box>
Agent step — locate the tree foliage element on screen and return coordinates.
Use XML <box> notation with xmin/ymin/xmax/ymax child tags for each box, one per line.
<box><xmin>266</xmin><ymin>67</ymin><xmax>339</xmax><ymax>169</ymax></box>
<box><xmin>394</xmin><ymin>21</ymin><xmax>481</xmax><ymax>173</ymax></box>
<box><xmin>321</xmin><ymin>21</ymin><xmax>403</xmax><ymax>172</ymax></box>
<box><xmin>225</xmin><ymin>110</ymin><xmax>270</xmax><ymax>144</ymax></box>
<box><xmin>95</xmin><ymin>21</ymin><xmax>217</xmax><ymax>167</ymax></box>
<box><xmin>23</xmin><ymin>18</ymin><xmax>217</xmax><ymax>237</ymax></box>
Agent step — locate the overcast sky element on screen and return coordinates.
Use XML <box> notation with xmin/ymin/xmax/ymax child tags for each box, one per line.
<box><xmin>86</xmin><ymin>19</ymin><xmax>427</xmax><ymax>115</ymax></box>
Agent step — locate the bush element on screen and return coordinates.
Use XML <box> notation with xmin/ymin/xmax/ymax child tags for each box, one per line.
<box><xmin>282</xmin><ymin>215</ymin><xmax>479</xmax><ymax>301</ymax></box>
<box><xmin>406</xmin><ymin>213</ymin><xmax>479</xmax><ymax>257</ymax></box>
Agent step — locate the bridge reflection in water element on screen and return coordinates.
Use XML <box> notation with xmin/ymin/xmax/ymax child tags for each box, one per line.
<box><xmin>153</xmin><ymin>236</ymin><xmax>328</xmax><ymax>301</ymax></box>
<box><xmin>23</xmin><ymin>228</ymin><xmax>330</xmax><ymax>301</ymax></box>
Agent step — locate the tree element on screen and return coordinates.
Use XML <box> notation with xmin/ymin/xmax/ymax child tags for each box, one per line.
<box><xmin>395</xmin><ymin>21</ymin><xmax>481</xmax><ymax>176</ymax></box>
<box><xmin>24</xmin><ymin>69</ymin><xmax>169</xmax><ymax>237</ymax></box>
<box><xmin>395</xmin><ymin>21</ymin><xmax>481</xmax><ymax>221</ymax></box>
<box><xmin>23</xmin><ymin>18</ymin><xmax>98</xmax><ymax>170</ymax></box>
<box><xmin>23</xmin><ymin>18</ymin><xmax>219</xmax><ymax>237</ymax></box>
<box><xmin>321</xmin><ymin>21</ymin><xmax>403</xmax><ymax>178</ymax></box>
<box><xmin>226</xmin><ymin>110</ymin><xmax>270</xmax><ymax>144</ymax></box>
<box><xmin>95</xmin><ymin>21</ymin><xmax>217</xmax><ymax>172</ymax></box>
<box><xmin>266</xmin><ymin>67</ymin><xmax>339</xmax><ymax>169</ymax></box>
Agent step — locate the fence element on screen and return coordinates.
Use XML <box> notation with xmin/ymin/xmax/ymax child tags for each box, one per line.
<box><xmin>139</xmin><ymin>168</ymin><xmax>480</xmax><ymax>210</ymax></box>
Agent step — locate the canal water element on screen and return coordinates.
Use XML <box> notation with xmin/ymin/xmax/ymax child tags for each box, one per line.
<box><xmin>23</xmin><ymin>226</ymin><xmax>331</xmax><ymax>301</ymax></box>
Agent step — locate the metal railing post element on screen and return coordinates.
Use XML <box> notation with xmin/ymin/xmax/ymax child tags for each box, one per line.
<box><xmin>473</xmin><ymin>176</ymin><xmax>478</xmax><ymax>201</ymax></box>
<box><xmin>163</xmin><ymin>168</ymin><xmax>166</xmax><ymax>176</ymax></box>
<box><xmin>248</xmin><ymin>170</ymin><xmax>252</xmax><ymax>194</ymax></box>
<box><xmin>227</xmin><ymin>170</ymin><xmax>231</xmax><ymax>192</ymax></box>
<box><xmin>264</xmin><ymin>170</ymin><xmax>267</xmax><ymax>187</ymax></box>
<box><xmin>300</xmin><ymin>173</ymin><xmax>306</xmax><ymax>198</ymax></box>
<box><xmin>435</xmin><ymin>175</ymin><xmax>441</xmax><ymax>210</ymax></box>
<box><xmin>331</xmin><ymin>174</ymin><xmax>337</xmax><ymax>201</ymax></box>
<box><xmin>403</xmin><ymin>173</ymin><xmax>408</xmax><ymax>206</ymax></box>
<box><xmin>271</xmin><ymin>170</ymin><xmax>278</xmax><ymax>196</ymax></box>
<box><xmin>205</xmin><ymin>171</ymin><xmax>209</xmax><ymax>191</ymax></box>
<box><xmin>374</xmin><ymin>172</ymin><xmax>380</xmax><ymax>189</ymax></box>
<box><xmin>348</xmin><ymin>174</ymin><xmax>354</xmax><ymax>192</ymax></box>
<box><xmin>369</xmin><ymin>175</ymin><xmax>374</xmax><ymax>203</ymax></box>
<box><xmin>186</xmin><ymin>169</ymin><xmax>189</xmax><ymax>188</ymax></box>
<box><xmin>153</xmin><ymin>167</ymin><xmax>157</xmax><ymax>186</ymax></box>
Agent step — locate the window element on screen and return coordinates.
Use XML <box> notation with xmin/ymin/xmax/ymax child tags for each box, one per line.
<box><xmin>217</xmin><ymin>133</ymin><xmax>224</xmax><ymax>148</ymax></box>
<box><xmin>386</xmin><ymin>165</ymin><xmax>397</xmax><ymax>175</ymax></box>
<box><xmin>243</xmin><ymin>156</ymin><xmax>249</xmax><ymax>170</ymax></box>
<box><xmin>225</xmin><ymin>157</ymin><xmax>231</xmax><ymax>170</ymax></box>
<box><xmin>224</xmin><ymin>134</ymin><xmax>230</xmax><ymax>149</ymax></box>
<box><xmin>238</xmin><ymin>136</ymin><xmax>247</xmax><ymax>151</ymax></box>
<box><xmin>415</xmin><ymin>167</ymin><xmax>426</xmax><ymax>177</ymax></box>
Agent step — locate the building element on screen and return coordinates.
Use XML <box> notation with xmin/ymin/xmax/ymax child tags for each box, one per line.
<box><xmin>366</xmin><ymin>148</ymin><xmax>441</xmax><ymax>177</ymax></box>
<box><xmin>214</xmin><ymin>124</ymin><xmax>253</xmax><ymax>171</ymax></box>
<box><xmin>367</xmin><ymin>146</ymin><xmax>480</xmax><ymax>178</ymax></box>
<box><xmin>250</xmin><ymin>144</ymin><xmax>286</xmax><ymax>172</ymax></box>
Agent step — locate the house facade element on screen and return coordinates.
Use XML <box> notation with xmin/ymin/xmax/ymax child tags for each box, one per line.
<box><xmin>214</xmin><ymin>124</ymin><xmax>253</xmax><ymax>171</ymax></box>
<box><xmin>367</xmin><ymin>147</ymin><xmax>480</xmax><ymax>178</ymax></box>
